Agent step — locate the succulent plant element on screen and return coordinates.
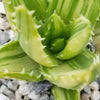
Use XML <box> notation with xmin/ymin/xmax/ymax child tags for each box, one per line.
<box><xmin>2</xmin><ymin>0</ymin><xmax>100</xmax><ymax>99</ymax></box>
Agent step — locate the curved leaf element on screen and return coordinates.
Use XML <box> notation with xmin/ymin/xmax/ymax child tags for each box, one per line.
<box><xmin>52</xmin><ymin>85</ymin><xmax>80</xmax><ymax>100</ymax></box>
<box><xmin>0</xmin><ymin>41</ymin><xmax>43</xmax><ymax>81</ymax></box>
<box><xmin>40</xmin><ymin>49</ymin><xmax>100</xmax><ymax>90</ymax></box>
<box><xmin>16</xmin><ymin>6</ymin><xmax>61</xmax><ymax>67</ymax></box>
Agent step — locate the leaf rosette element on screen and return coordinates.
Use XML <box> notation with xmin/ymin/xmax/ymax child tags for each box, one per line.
<box><xmin>2</xmin><ymin>0</ymin><xmax>100</xmax><ymax>91</ymax></box>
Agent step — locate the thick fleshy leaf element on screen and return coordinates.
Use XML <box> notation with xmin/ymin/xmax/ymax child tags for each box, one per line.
<box><xmin>52</xmin><ymin>86</ymin><xmax>80</xmax><ymax>100</ymax></box>
<box><xmin>20</xmin><ymin>0</ymin><xmax>48</xmax><ymax>21</ymax></box>
<box><xmin>3</xmin><ymin>0</ymin><xmax>21</xmax><ymax>32</ymax></box>
<box><xmin>55</xmin><ymin>0</ymin><xmax>100</xmax><ymax>26</ymax></box>
<box><xmin>16</xmin><ymin>6</ymin><xmax>61</xmax><ymax>67</ymax></box>
<box><xmin>40</xmin><ymin>13</ymin><xmax>69</xmax><ymax>51</ymax></box>
<box><xmin>3</xmin><ymin>0</ymin><xmax>100</xmax><ymax>31</ymax></box>
<box><xmin>57</xmin><ymin>16</ymin><xmax>92</xmax><ymax>60</ymax></box>
<box><xmin>40</xmin><ymin>49</ymin><xmax>100</xmax><ymax>90</ymax></box>
<box><xmin>45</xmin><ymin>0</ymin><xmax>58</xmax><ymax>20</ymax></box>
<box><xmin>0</xmin><ymin>41</ymin><xmax>43</xmax><ymax>81</ymax></box>
<box><xmin>45</xmin><ymin>0</ymin><xmax>100</xmax><ymax>26</ymax></box>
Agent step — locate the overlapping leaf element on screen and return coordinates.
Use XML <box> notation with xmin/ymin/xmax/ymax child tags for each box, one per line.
<box><xmin>0</xmin><ymin>41</ymin><xmax>43</xmax><ymax>81</ymax></box>
<box><xmin>2</xmin><ymin>1</ymin><xmax>100</xmax><ymax>100</ymax></box>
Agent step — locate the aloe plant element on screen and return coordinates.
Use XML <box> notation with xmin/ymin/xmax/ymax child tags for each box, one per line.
<box><xmin>2</xmin><ymin>0</ymin><xmax>100</xmax><ymax>100</ymax></box>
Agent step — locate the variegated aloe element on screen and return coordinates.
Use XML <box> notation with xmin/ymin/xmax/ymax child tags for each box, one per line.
<box><xmin>2</xmin><ymin>0</ymin><xmax>100</xmax><ymax>100</ymax></box>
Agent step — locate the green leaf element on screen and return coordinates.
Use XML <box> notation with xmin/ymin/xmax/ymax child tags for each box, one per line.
<box><xmin>52</xmin><ymin>85</ymin><xmax>80</xmax><ymax>100</ymax></box>
<box><xmin>57</xmin><ymin>16</ymin><xmax>92</xmax><ymax>60</ymax></box>
<box><xmin>56</xmin><ymin>0</ymin><xmax>100</xmax><ymax>26</ymax></box>
<box><xmin>21</xmin><ymin>0</ymin><xmax>48</xmax><ymax>21</ymax></box>
<box><xmin>0</xmin><ymin>41</ymin><xmax>43</xmax><ymax>82</ymax></box>
<box><xmin>50</xmin><ymin>38</ymin><xmax>66</xmax><ymax>53</ymax></box>
<box><xmin>40</xmin><ymin>49</ymin><xmax>100</xmax><ymax>90</ymax></box>
<box><xmin>16</xmin><ymin>6</ymin><xmax>61</xmax><ymax>67</ymax></box>
<box><xmin>3</xmin><ymin>0</ymin><xmax>16</xmax><ymax>31</ymax></box>
<box><xmin>4</xmin><ymin>0</ymin><xmax>100</xmax><ymax>31</ymax></box>
<box><xmin>45</xmin><ymin>0</ymin><xmax>58</xmax><ymax>20</ymax></box>
<box><xmin>40</xmin><ymin>13</ymin><xmax>69</xmax><ymax>50</ymax></box>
